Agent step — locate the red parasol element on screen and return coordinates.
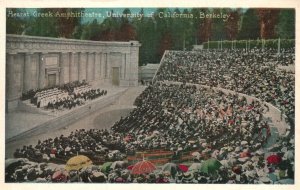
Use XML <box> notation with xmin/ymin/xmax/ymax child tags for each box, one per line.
<box><xmin>267</xmin><ymin>154</ymin><xmax>282</xmax><ymax>165</ymax></box>
<box><xmin>131</xmin><ymin>160</ymin><xmax>156</xmax><ymax>175</ymax></box>
<box><xmin>52</xmin><ymin>170</ymin><xmax>69</xmax><ymax>182</ymax></box>
<box><xmin>178</xmin><ymin>164</ymin><xmax>189</xmax><ymax>172</ymax></box>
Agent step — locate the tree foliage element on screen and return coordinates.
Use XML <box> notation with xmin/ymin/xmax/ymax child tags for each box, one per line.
<box><xmin>238</xmin><ymin>9</ymin><xmax>260</xmax><ymax>40</ymax></box>
<box><xmin>225</xmin><ymin>9</ymin><xmax>240</xmax><ymax>40</ymax></box>
<box><xmin>6</xmin><ymin>8</ymin><xmax>295</xmax><ymax>65</ymax></box>
<box><xmin>256</xmin><ymin>8</ymin><xmax>280</xmax><ymax>39</ymax></box>
<box><xmin>276</xmin><ymin>9</ymin><xmax>295</xmax><ymax>39</ymax></box>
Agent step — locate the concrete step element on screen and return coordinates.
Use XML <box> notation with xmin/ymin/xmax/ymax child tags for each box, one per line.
<box><xmin>18</xmin><ymin>100</ymin><xmax>51</xmax><ymax>115</ymax></box>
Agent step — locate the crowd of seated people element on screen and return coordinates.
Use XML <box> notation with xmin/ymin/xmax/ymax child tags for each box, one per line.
<box><xmin>6</xmin><ymin>133</ymin><xmax>294</xmax><ymax>183</ymax></box>
<box><xmin>14</xmin><ymin>83</ymin><xmax>275</xmax><ymax>165</ymax></box>
<box><xmin>112</xmin><ymin>83</ymin><xmax>275</xmax><ymax>154</ymax></box>
<box><xmin>8</xmin><ymin>85</ymin><xmax>294</xmax><ymax>183</ymax></box>
<box><xmin>276</xmin><ymin>48</ymin><xmax>295</xmax><ymax>66</ymax></box>
<box><xmin>21</xmin><ymin>81</ymin><xmax>107</xmax><ymax>110</ymax></box>
<box><xmin>154</xmin><ymin>48</ymin><xmax>295</xmax><ymax>125</ymax></box>
<box><xmin>13</xmin><ymin>129</ymin><xmax>126</xmax><ymax>165</ymax></box>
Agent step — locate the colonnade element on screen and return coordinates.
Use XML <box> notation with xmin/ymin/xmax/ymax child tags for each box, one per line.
<box><xmin>6</xmin><ymin>34</ymin><xmax>140</xmax><ymax>111</ymax></box>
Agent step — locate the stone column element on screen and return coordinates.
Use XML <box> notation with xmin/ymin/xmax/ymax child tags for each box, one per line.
<box><xmin>130</xmin><ymin>45</ymin><xmax>139</xmax><ymax>86</ymax></box>
<box><xmin>6</xmin><ymin>53</ymin><xmax>22</xmax><ymax>111</ymax></box>
<box><xmin>38</xmin><ymin>53</ymin><xmax>46</xmax><ymax>89</ymax></box>
<box><xmin>30</xmin><ymin>54</ymin><xmax>38</xmax><ymax>90</ymax></box>
<box><xmin>69</xmin><ymin>52</ymin><xmax>74</xmax><ymax>82</ymax></box>
<box><xmin>78</xmin><ymin>52</ymin><xmax>87</xmax><ymax>82</ymax></box>
<box><xmin>60</xmin><ymin>52</ymin><xmax>70</xmax><ymax>85</ymax></box>
<box><xmin>87</xmin><ymin>53</ymin><xmax>94</xmax><ymax>82</ymax></box>
<box><xmin>94</xmin><ymin>53</ymin><xmax>100</xmax><ymax>80</ymax></box>
<box><xmin>78</xmin><ymin>52</ymin><xmax>82</xmax><ymax>81</ymax></box>
<box><xmin>23</xmin><ymin>53</ymin><xmax>32</xmax><ymax>92</ymax></box>
<box><xmin>6</xmin><ymin>53</ymin><xmax>16</xmax><ymax>100</ymax></box>
<box><xmin>101</xmin><ymin>53</ymin><xmax>106</xmax><ymax>79</ymax></box>
<box><xmin>125</xmin><ymin>53</ymin><xmax>131</xmax><ymax>80</ymax></box>
<box><xmin>92</xmin><ymin>53</ymin><xmax>96</xmax><ymax>81</ymax></box>
<box><xmin>121</xmin><ymin>53</ymin><xmax>125</xmax><ymax>79</ymax></box>
<box><xmin>69</xmin><ymin>52</ymin><xmax>79</xmax><ymax>82</ymax></box>
<box><xmin>86</xmin><ymin>52</ymin><xmax>90</xmax><ymax>82</ymax></box>
<box><xmin>59</xmin><ymin>53</ymin><xmax>64</xmax><ymax>85</ymax></box>
<box><xmin>36</xmin><ymin>53</ymin><xmax>40</xmax><ymax>88</ymax></box>
<box><xmin>107</xmin><ymin>53</ymin><xmax>111</xmax><ymax>79</ymax></box>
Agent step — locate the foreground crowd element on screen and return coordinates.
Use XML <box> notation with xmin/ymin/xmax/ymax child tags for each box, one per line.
<box><xmin>6</xmin><ymin>133</ymin><xmax>294</xmax><ymax>184</ymax></box>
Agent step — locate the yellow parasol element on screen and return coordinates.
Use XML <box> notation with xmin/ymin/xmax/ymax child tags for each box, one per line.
<box><xmin>65</xmin><ymin>155</ymin><xmax>93</xmax><ymax>171</ymax></box>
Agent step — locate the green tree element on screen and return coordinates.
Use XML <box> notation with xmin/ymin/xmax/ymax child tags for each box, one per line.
<box><xmin>6</xmin><ymin>8</ymin><xmax>27</xmax><ymax>34</ymax></box>
<box><xmin>55</xmin><ymin>8</ymin><xmax>83</xmax><ymax>38</ymax></box>
<box><xmin>171</xmin><ymin>8</ymin><xmax>184</xmax><ymax>50</ymax></box>
<box><xmin>182</xmin><ymin>9</ymin><xmax>195</xmax><ymax>50</ymax></box>
<box><xmin>117</xmin><ymin>9</ymin><xmax>137</xmax><ymax>41</ymax></box>
<box><xmin>99</xmin><ymin>10</ymin><xmax>120</xmax><ymax>41</ymax></box>
<box><xmin>155</xmin><ymin>8</ymin><xmax>173</xmax><ymax>58</ymax></box>
<box><xmin>237</xmin><ymin>9</ymin><xmax>260</xmax><ymax>40</ymax></box>
<box><xmin>276</xmin><ymin>9</ymin><xmax>295</xmax><ymax>39</ymax></box>
<box><xmin>257</xmin><ymin>8</ymin><xmax>280</xmax><ymax>39</ymax></box>
<box><xmin>26</xmin><ymin>8</ymin><xmax>59</xmax><ymax>37</ymax></box>
<box><xmin>225</xmin><ymin>9</ymin><xmax>240</xmax><ymax>40</ymax></box>
<box><xmin>82</xmin><ymin>19</ymin><xmax>102</xmax><ymax>40</ymax></box>
<box><xmin>211</xmin><ymin>9</ymin><xmax>226</xmax><ymax>41</ymax></box>
<box><xmin>196</xmin><ymin>8</ymin><xmax>212</xmax><ymax>43</ymax></box>
<box><xmin>73</xmin><ymin>24</ymin><xmax>84</xmax><ymax>39</ymax></box>
<box><xmin>133</xmin><ymin>8</ymin><xmax>155</xmax><ymax>65</ymax></box>
<box><xmin>190</xmin><ymin>8</ymin><xmax>203</xmax><ymax>45</ymax></box>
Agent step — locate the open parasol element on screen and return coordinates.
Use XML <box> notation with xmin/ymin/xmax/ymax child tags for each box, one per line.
<box><xmin>200</xmin><ymin>158</ymin><xmax>222</xmax><ymax>174</ymax></box>
<box><xmin>65</xmin><ymin>155</ymin><xmax>92</xmax><ymax>171</ymax></box>
<box><xmin>131</xmin><ymin>160</ymin><xmax>156</xmax><ymax>175</ymax></box>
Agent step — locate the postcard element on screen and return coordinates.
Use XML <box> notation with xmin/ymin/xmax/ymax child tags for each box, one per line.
<box><xmin>1</xmin><ymin>1</ymin><xmax>298</xmax><ymax>190</ymax></box>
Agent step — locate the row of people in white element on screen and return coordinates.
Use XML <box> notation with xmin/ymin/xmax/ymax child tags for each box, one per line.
<box><xmin>37</xmin><ymin>90</ymin><xmax>69</xmax><ymax>108</ymax></box>
<box><xmin>73</xmin><ymin>85</ymin><xmax>92</xmax><ymax>95</ymax></box>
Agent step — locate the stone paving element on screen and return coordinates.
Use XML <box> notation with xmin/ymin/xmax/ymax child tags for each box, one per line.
<box><xmin>5</xmin><ymin>112</ymin><xmax>54</xmax><ymax>140</ymax></box>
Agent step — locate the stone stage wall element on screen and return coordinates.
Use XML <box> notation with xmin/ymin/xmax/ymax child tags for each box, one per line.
<box><xmin>6</xmin><ymin>34</ymin><xmax>141</xmax><ymax>111</ymax></box>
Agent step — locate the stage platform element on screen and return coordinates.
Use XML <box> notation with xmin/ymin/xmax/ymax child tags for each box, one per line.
<box><xmin>5</xmin><ymin>86</ymin><xmax>128</xmax><ymax>142</ymax></box>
